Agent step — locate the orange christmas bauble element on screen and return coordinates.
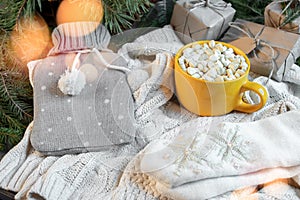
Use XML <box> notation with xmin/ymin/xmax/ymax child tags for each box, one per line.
<box><xmin>56</xmin><ymin>0</ymin><xmax>104</xmax><ymax>25</ymax></box>
<box><xmin>9</xmin><ymin>13</ymin><xmax>53</xmax><ymax>69</ymax></box>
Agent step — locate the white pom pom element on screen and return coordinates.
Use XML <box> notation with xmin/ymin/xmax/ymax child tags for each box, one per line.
<box><xmin>58</xmin><ymin>68</ymin><xmax>86</xmax><ymax>95</ymax></box>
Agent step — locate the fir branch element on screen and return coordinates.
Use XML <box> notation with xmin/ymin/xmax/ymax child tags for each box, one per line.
<box><xmin>0</xmin><ymin>30</ymin><xmax>33</xmax><ymax>151</ymax></box>
<box><xmin>231</xmin><ymin>1</ymin><xmax>262</xmax><ymax>16</ymax></box>
<box><xmin>156</xmin><ymin>0</ymin><xmax>174</xmax><ymax>25</ymax></box>
<box><xmin>17</xmin><ymin>1</ymin><xmax>28</xmax><ymax>22</ymax></box>
<box><xmin>0</xmin><ymin>1</ymin><xmax>23</xmax><ymax>31</ymax></box>
<box><xmin>280</xmin><ymin>9</ymin><xmax>300</xmax><ymax>27</ymax></box>
<box><xmin>0</xmin><ymin>73</ymin><xmax>33</xmax><ymax>119</ymax></box>
<box><xmin>103</xmin><ymin>0</ymin><xmax>152</xmax><ymax>34</ymax></box>
<box><xmin>0</xmin><ymin>0</ymin><xmax>42</xmax><ymax>32</ymax></box>
<box><xmin>0</xmin><ymin>106</ymin><xmax>25</xmax><ymax>129</ymax></box>
<box><xmin>0</xmin><ymin>127</ymin><xmax>23</xmax><ymax>151</ymax></box>
<box><xmin>227</xmin><ymin>0</ymin><xmax>274</xmax><ymax>24</ymax></box>
<box><xmin>134</xmin><ymin>0</ymin><xmax>175</xmax><ymax>28</ymax></box>
<box><xmin>280</xmin><ymin>0</ymin><xmax>300</xmax><ymax>28</ymax></box>
<box><xmin>296</xmin><ymin>57</ymin><xmax>300</xmax><ymax>66</ymax></box>
<box><xmin>0</xmin><ymin>70</ymin><xmax>33</xmax><ymax>126</ymax></box>
<box><xmin>281</xmin><ymin>0</ymin><xmax>294</xmax><ymax>15</ymax></box>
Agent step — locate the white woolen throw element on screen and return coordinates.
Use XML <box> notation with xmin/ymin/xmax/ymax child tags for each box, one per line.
<box><xmin>138</xmin><ymin>110</ymin><xmax>300</xmax><ymax>199</ymax></box>
<box><xmin>0</xmin><ymin>25</ymin><xmax>300</xmax><ymax>200</ymax></box>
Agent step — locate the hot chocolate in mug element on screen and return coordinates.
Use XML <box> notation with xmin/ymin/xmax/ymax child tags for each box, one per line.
<box><xmin>174</xmin><ymin>41</ymin><xmax>268</xmax><ymax>116</ymax></box>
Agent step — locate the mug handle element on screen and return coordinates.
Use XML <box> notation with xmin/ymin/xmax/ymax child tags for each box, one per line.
<box><xmin>235</xmin><ymin>81</ymin><xmax>268</xmax><ymax>113</ymax></box>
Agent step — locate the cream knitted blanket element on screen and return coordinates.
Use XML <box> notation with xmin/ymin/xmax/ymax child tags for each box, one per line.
<box><xmin>1</xmin><ymin>26</ymin><xmax>300</xmax><ymax>200</ymax></box>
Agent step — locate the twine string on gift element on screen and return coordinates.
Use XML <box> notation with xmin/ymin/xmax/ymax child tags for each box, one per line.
<box><xmin>228</xmin><ymin>22</ymin><xmax>296</xmax><ymax>85</ymax></box>
<box><xmin>184</xmin><ymin>0</ymin><xmax>231</xmax><ymax>10</ymax></box>
<box><xmin>279</xmin><ymin>0</ymin><xmax>294</xmax><ymax>15</ymax></box>
<box><xmin>182</xmin><ymin>0</ymin><xmax>231</xmax><ymax>41</ymax></box>
<box><xmin>266</xmin><ymin>0</ymin><xmax>299</xmax><ymax>32</ymax></box>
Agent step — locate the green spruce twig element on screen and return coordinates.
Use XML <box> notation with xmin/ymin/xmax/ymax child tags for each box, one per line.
<box><xmin>135</xmin><ymin>0</ymin><xmax>175</xmax><ymax>28</ymax></box>
<box><xmin>102</xmin><ymin>0</ymin><xmax>153</xmax><ymax>34</ymax></box>
<box><xmin>0</xmin><ymin>30</ymin><xmax>33</xmax><ymax>152</ymax></box>
<box><xmin>226</xmin><ymin>0</ymin><xmax>274</xmax><ymax>24</ymax></box>
<box><xmin>0</xmin><ymin>0</ymin><xmax>42</xmax><ymax>32</ymax></box>
<box><xmin>280</xmin><ymin>0</ymin><xmax>300</xmax><ymax>28</ymax></box>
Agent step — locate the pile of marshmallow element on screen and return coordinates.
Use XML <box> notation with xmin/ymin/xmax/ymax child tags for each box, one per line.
<box><xmin>178</xmin><ymin>40</ymin><xmax>249</xmax><ymax>82</ymax></box>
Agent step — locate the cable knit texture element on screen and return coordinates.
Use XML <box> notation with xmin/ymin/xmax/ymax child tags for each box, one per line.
<box><xmin>0</xmin><ymin>25</ymin><xmax>300</xmax><ymax>200</ymax></box>
<box><xmin>137</xmin><ymin>111</ymin><xmax>300</xmax><ymax>199</ymax></box>
<box><xmin>48</xmin><ymin>22</ymin><xmax>110</xmax><ymax>55</ymax></box>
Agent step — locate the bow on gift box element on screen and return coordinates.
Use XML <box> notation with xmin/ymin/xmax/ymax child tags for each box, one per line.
<box><xmin>182</xmin><ymin>0</ymin><xmax>232</xmax><ymax>40</ymax></box>
<box><xmin>184</xmin><ymin>0</ymin><xmax>231</xmax><ymax>10</ymax></box>
<box><xmin>228</xmin><ymin>21</ymin><xmax>296</xmax><ymax>84</ymax></box>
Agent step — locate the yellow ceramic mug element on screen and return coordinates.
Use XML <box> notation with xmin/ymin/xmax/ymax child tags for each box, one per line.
<box><xmin>174</xmin><ymin>41</ymin><xmax>268</xmax><ymax>116</ymax></box>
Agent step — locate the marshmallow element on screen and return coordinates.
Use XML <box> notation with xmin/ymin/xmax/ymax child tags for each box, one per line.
<box><xmin>178</xmin><ymin>40</ymin><xmax>249</xmax><ymax>82</ymax></box>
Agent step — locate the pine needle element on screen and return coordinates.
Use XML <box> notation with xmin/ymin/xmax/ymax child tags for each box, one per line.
<box><xmin>280</xmin><ymin>0</ymin><xmax>300</xmax><ymax>28</ymax></box>
<box><xmin>102</xmin><ymin>0</ymin><xmax>152</xmax><ymax>34</ymax></box>
<box><xmin>136</xmin><ymin>0</ymin><xmax>175</xmax><ymax>28</ymax></box>
<box><xmin>226</xmin><ymin>0</ymin><xmax>274</xmax><ymax>24</ymax></box>
<box><xmin>0</xmin><ymin>29</ymin><xmax>33</xmax><ymax>152</ymax></box>
<box><xmin>0</xmin><ymin>0</ymin><xmax>42</xmax><ymax>32</ymax></box>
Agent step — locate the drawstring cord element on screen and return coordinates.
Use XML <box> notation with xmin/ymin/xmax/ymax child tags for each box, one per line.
<box><xmin>92</xmin><ymin>48</ymin><xmax>131</xmax><ymax>73</ymax></box>
<box><xmin>67</xmin><ymin>48</ymin><xmax>131</xmax><ymax>73</ymax></box>
<box><xmin>58</xmin><ymin>48</ymin><xmax>131</xmax><ymax>96</ymax></box>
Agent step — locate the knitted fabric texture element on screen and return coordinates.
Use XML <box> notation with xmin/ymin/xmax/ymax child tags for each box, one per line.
<box><xmin>283</xmin><ymin>63</ymin><xmax>300</xmax><ymax>85</ymax></box>
<box><xmin>29</xmin><ymin>22</ymin><xmax>136</xmax><ymax>155</ymax></box>
<box><xmin>48</xmin><ymin>22</ymin><xmax>110</xmax><ymax>55</ymax></box>
<box><xmin>0</xmin><ymin>26</ymin><xmax>300</xmax><ymax>200</ymax></box>
<box><xmin>138</xmin><ymin>110</ymin><xmax>300</xmax><ymax>199</ymax></box>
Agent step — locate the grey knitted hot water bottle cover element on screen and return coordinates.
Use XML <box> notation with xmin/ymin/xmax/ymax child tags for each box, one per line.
<box><xmin>30</xmin><ymin>50</ymin><xmax>136</xmax><ymax>156</ymax></box>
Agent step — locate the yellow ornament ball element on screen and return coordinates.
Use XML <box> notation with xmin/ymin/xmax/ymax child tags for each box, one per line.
<box><xmin>9</xmin><ymin>13</ymin><xmax>53</xmax><ymax>69</ymax></box>
<box><xmin>56</xmin><ymin>0</ymin><xmax>104</xmax><ymax>28</ymax></box>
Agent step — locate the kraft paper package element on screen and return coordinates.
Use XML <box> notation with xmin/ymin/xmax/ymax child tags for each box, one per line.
<box><xmin>221</xmin><ymin>19</ymin><xmax>300</xmax><ymax>82</ymax></box>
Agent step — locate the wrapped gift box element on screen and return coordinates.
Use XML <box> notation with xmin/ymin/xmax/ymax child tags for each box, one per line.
<box><xmin>171</xmin><ymin>0</ymin><xmax>235</xmax><ymax>44</ymax></box>
<box><xmin>265</xmin><ymin>1</ymin><xmax>300</xmax><ymax>34</ymax></box>
<box><xmin>221</xmin><ymin>19</ymin><xmax>300</xmax><ymax>82</ymax></box>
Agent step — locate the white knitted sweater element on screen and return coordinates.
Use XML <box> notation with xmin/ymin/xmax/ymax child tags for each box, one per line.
<box><xmin>0</xmin><ymin>26</ymin><xmax>300</xmax><ymax>200</ymax></box>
